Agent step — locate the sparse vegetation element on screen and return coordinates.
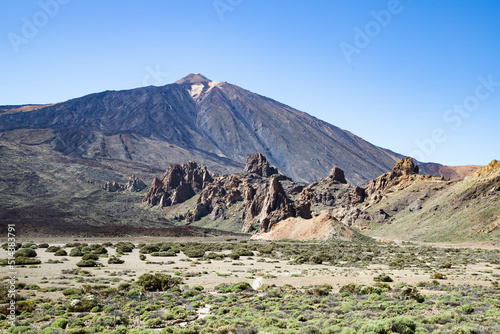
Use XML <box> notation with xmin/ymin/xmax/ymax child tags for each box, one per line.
<box><xmin>1</xmin><ymin>239</ymin><xmax>499</xmax><ymax>333</ymax></box>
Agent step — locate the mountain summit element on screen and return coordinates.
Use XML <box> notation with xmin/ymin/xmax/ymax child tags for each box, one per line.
<box><xmin>175</xmin><ymin>73</ymin><xmax>212</xmax><ymax>85</ymax></box>
<box><xmin>0</xmin><ymin>74</ymin><xmax>426</xmax><ymax>184</ymax></box>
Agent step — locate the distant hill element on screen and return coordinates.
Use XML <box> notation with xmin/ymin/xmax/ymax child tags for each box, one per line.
<box><xmin>425</xmin><ymin>163</ymin><xmax>482</xmax><ymax>180</ymax></box>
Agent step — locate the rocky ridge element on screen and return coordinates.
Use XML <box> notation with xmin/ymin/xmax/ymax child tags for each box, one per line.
<box><xmin>143</xmin><ymin>152</ymin><xmax>499</xmax><ymax>242</ymax></box>
<box><xmin>143</xmin><ymin>153</ymin><xmax>311</xmax><ymax>233</ymax></box>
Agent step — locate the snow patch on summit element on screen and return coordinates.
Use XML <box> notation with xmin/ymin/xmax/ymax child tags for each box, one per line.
<box><xmin>188</xmin><ymin>83</ymin><xmax>204</xmax><ymax>98</ymax></box>
<box><xmin>188</xmin><ymin>81</ymin><xmax>222</xmax><ymax>99</ymax></box>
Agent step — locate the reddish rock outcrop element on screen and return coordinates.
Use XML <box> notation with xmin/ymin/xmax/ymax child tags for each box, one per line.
<box><xmin>143</xmin><ymin>161</ymin><xmax>213</xmax><ymax>207</ymax></box>
<box><xmin>329</xmin><ymin>167</ymin><xmax>347</xmax><ymax>184</ymax></box>
<box><xmin>364</xmin><ymin>157</ymin><xmax>420</xmax><ymax>200</ymax></box>
<box><xmin>241</xmin><ymin>175</ymin><xmax>310</xmax><ymax>233</ymax></box>
<box><xmin>298</xmin><ymin>166</ymin><xmax>351</xmax><ymax>206</ymax></box>
<box><xmin>144</xmin><ymin>153</ymin><xmax>311</xmax><ymax>233</ymax></box>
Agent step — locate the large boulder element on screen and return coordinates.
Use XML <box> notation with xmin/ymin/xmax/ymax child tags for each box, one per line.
<box><xmin>102</xmin><ymin>181</ymin><xmax>125</xmax><ymax>192</ymax></box>
<box><xmin>329</xmin><ymin>167</ymin><xmax>347</xmax><ymax>184</ymax></box>
<box><xmin>127</xmin><ymin>175</ymin><xmax>147</xmax><ymax>192</ymax></box>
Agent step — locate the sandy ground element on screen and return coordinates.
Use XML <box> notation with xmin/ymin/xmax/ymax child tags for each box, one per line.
<box><xmin>2</xmin><ymin>237</ymin><xmax>499</xmax><ymax>303</ymax></box>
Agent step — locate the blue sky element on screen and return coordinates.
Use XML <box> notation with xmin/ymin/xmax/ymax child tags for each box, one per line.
<box><xmin>1</xmin><ymin>0</ymin><xmax>499</xmax><ymax>166</ymax></box>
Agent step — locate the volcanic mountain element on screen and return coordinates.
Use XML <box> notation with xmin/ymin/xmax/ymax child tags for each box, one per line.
<box><xmin>0</xmin><ymin>73</ymin><xmax>415</xmax><ymax>185</ymax></box>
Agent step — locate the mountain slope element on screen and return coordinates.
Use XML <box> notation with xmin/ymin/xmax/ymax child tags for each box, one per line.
<box><xmin>351</xmin><ymin>160</ymin><xmax>500</xmax><ymax>242</ymax></box>
<box><xmin>0</xmin><ymin>73</ymin><xmax>412</xmax><ymax>185</ymax></box>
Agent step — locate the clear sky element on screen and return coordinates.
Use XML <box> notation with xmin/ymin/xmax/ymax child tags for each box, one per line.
<box><xmin>1</xmin><ymin>0</ymin><xmax>499</xmax><ymax>166</ymax></box>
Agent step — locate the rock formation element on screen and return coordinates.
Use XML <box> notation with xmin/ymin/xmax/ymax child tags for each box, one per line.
<box><xmin>102</xmin><ymin>182</ymin><xmax>126</xmax><ymax>192</ymax></box>
<box><xmin>329</xmin><ymin>167</ymin><xmax>347</xmax><ymax>184</ymax></box>
<box><xmin>102</xmin><ymin>175</ymin><xmax>147</xmax><ymax>192</ymax></box>
<box><xmin>364</xmin><ymin>157</ymin><xmax>420</xmax><ymax>201</ymax></box>
<box><xmin>243</xmin><ymin>153</ymin><xmax>279</xmax><ymax>177</ymax></box>
<box><xmin>298</xmin><ymin>166</ymin><xmax>351</xmax><ymax>206</ymax></box>
<box><xmin>143</xmin><ymin>161</ymin><xmax>213</xmax><ymax>207</ymax></box>
<box><xmin>144</xmin><ymin>153</ymin><xmax>311</xmax><ymax>233</ymax></box>
<box><xmin>241</xmin><ymin>175</ymin><xmax>303</xmax><ymax>233</ymax></box>
<box><xmin>127</xmin><ymin>175</ymin><xmax>147</xmax><ymax>192</ymax></box>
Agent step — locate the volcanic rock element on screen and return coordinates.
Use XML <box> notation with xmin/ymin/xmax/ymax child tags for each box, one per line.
<box><xmin>143</xmin><ymin>161</ymin><xmax>213</xmax><ymax>207</ymax></box>
<box><xmin>329</xmin><ymin>167</ymin><xmax>347</xmax><ymax>184</ymax></box>
<box><xmin>297</xmin><ymin>166</ymin><xmax>351</xmax><ymax>206</ymax></box>
<box><xmin>127</xmin><ymin>175</ymin><xmax>147</xmax><ymax>192</ymax></box>
<box><xmin>102</xmin><ymin>182</ymin><xmax>126</xmax><ymax>192</ymax></box>
<box><xmin>364</xmin><ymin>157</ymin><xmax>420</xmax><ymax>200</ymax></box>
<box><xmin>243</xmin><ymin>153</ymin><xmax>279</xmax><ymax>177</ymax></box>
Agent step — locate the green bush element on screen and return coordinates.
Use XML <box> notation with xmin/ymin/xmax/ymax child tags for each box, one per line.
<box><xmin>205</xmin><ymin>252</ymin><xmax>225</xmax><ymax>260</ymax></box>
<box><xmin>183</xmin><ymin>249</ymin><xmax>205</xmax><ymax>258</ymax></box>
<box><xmin>14</xmin><ymin>248</ymin><xmax>37</xmax><ymax>258</ymax></box>
<box><xmin>360</xmin><ymin>316</ymin><xmax>416</xmax><ymax>334</ymax></box>
<box><xmin>137</xmin><ymin>273</ymin><xmax>182</xmax><ymax>291</ymax></box>
<box><xmin>76</xmin><ymin>259</ymin><xmax>98</xmax><ymax>267</ymax></box>
<box><xmin>115</xmin><ymin>242</ymin><xmax>134</xmax><ymax>253</ymax></box>
<box><xmin>140</xmin><ymin>244</ymin><xmax>160</xmax><ymax>254</ymax></box>
<box><xmin>108</xmin><ymin>256</ymin><xmax>125</xmax><ymax>264</ymax></box>
<box><xmin>231</xmin><ymin>248</ymin><xmax>254</xmax><ymax>257</ymax></box>
<box><xmin>6</xmin><ymin>326</ymin><xmax>36</xmax><ymax>334</ymax></box>
<box><xmin>40</xmin><ymin>328</ymin><xmax>66</xmax><ymax>334</ymax></box>
<box><xmin>339</xmin><ymin>283</ymin><xmax>382</xmax><ymax>295</ymax></box>
<box><xmin>82</xmin><ymin>253</ymin><xmax>99</xmax><ymax>261</ymax></box>
<box><xmin>69</xmin><ymin>248</ymin><xmax>84</xmax><ymax>257</ymax></box>
<box><xmin>150</xmin><ymin>251</ymin><xmax>177</xmax><ymax>257</ymax></box>
<box><xmin>374</xmin><ymin>273</ymin><xmax>393</xmax><ymax>282</ymax></box>
<box><xmin>37</xmin><ymin>243</ymin><xmax>49</xmax><ymax>248</ymax></box>
<box><xmin>306</xmin><ymin>284</ymin><xmax>332</xmax><ymax>296</ymax></box>
<box><xmin>68</xmin><ymin>294</ymin><xmax>98</xmax><ymax>312</ymax></box>
<box><xmin>430</xmin><ymin>272</ymin><xmax>447</xmax><ymax>279</ymax></box>
<box><xmin>54</xmin><ymin>249</ymin><xmax>67</xmax><ymax>256</ymax></box>
<box><xmin>51</xmin><ymin>317</ymin><xmax>69</xmax><ymax>329</ymax></box>
<box><xmin>46</xmin><ymin>246</ymin><xmax>61</xmax><ymax>253</ymax></box>
<box><xmin>309</xmin><ymin>255</ymin><xmax>323</xmax><ymax>264</ymax></box>
<box><xmin>10</xmin><ymin>257</ymin><xmax>41</xmax><ymax>265</ymax></box>
<box><xmin>62</xmin><ymin>287</ymin><xmax>82</xmax><ymax>296</ymax></box>
<box><xmin>461</xmin><ymin>304</ymin><xmax>474</xmax><ymax>314</ymax></box>
<box><xmin>451</xmin><ymin>325</ymin><xmax>478</xmax><ymax>334</ymax></box>
<box><xmin>400</xmin><ymin>286</ymin><xmax>424</xmax><ymax>303</ymax></box>
<box><xmin>2</xmin><ymin>243</ymin><xmax>21</xmax><ymax>251</ymax></box>
<box><xmin>92</xmin><ymin>246</ymin><xmax>108</xmax><ymax>254</ymax></box>
<box><xmin>16</xmin><ymin>300</ymin><xmax>35</xmax><ymax>314</ymax></box>
<box><xmin>215</xmin><ymin>282</ymin><xmax>253</xmax><ymax>293</ymax></box>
